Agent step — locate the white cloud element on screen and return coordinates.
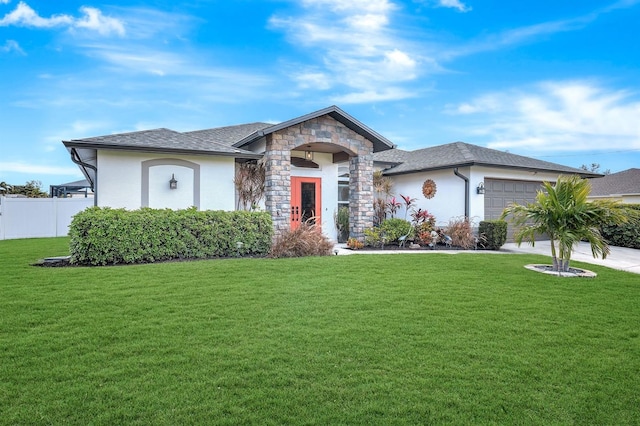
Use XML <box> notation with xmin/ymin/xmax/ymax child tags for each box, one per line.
<box><xmin>347</xmin><ymin>13</ymin><xmax>389</xmax><ymax>31</ymax></box>
<box><xmin>0</xmin><ymin>2</ymin><xmax>124</xmax><ymax>36</ymax></box>
<box><xmin>270</xmin><ymin>0</ymin><xmax>425</xmax><ymax>103</ymax></box>
<box><xmin>0</xmin><ymin>2</ymin><xmax>73</xmax><ymax>27</ymax></box>
<box><xmin>302</xmin><ymin>0</ymin><xmax>396</xmax><ymax>14</ymax></box>
<box><xmin>294</xmin><ymin>71</ymin><xmax>332</xmax><ymax>90</ymax></box>
<box><xmin>447</xmin><ymin>81</ymin><xmax>640</xmax><ymax>152</ymax></box>
<box><xmin>74</xmin><ymin>7</ymin><xmax>125</xmax><ymax>36</ymax></box>
<box><xmin>332</xmin><ymin>87</ymin><xmax>418</xmax><ymax>104</ymax></box>
<box><xmin>81</xmin><ymin>44</ymin><xmax>272</xmax><ymax>89</ymax></box>
<box><xmin>106</xmin><ymin>7</ymin><xmax>192</xmax><ymax>40</ymax></box>
<box><xmin>1</xmin><ymin>39</ymin><xmax>24</xmax><ymax>54</ymax></box>
<box><xmin>0</xmin><ymin>0</ymin><xmax>11</xmax><ymax>4</ymax></box>
<box><xmin>384</xmin><ymin>49</ymin><xmax>417</xmax><ymax>76</ymax></box>
<box><xmin>438</xmin><ymin>0</ymin><xmax>472</xmax><ymax>12</ymax></box>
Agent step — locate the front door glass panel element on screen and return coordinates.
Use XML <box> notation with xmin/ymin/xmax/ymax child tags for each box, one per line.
<box><xmin>301</xmin><ymin>182</ymin><xmax>316</xmax><ymax>224</ymax></box>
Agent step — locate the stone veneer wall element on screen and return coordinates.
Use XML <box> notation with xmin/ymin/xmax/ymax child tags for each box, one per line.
<box><xmin>348</xmin><ymin>154</ymin><xmax>374</xmax><ymax>239</ymax></box>
<box><xmin>263</xmin><ymin>115</ymin><xmax>374</xmax><ymax>240</ymax></box>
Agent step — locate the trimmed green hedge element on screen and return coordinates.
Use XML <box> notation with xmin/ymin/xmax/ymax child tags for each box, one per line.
<box><xmin>69</xmin><ymin>207</ymin><xmax>273</xmax><ymax>266</ymax></box>
<box><xmin>600</xmin><ymin>204</ymin><xmax>640</xmax><ymax>249</ymax></box>
<box><xmin>479</xmin><ymin>220</ymin><xmax>508</xmax><ymax>250</ymax></box>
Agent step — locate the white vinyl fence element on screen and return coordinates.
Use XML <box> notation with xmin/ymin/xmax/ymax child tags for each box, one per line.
<box><xmin>0</xmin><ymin>197</ymin><xmax>93</xmax><ymax>240</ymax></box>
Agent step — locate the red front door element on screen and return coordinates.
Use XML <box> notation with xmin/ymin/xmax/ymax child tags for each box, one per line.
<box><xmin>290</xmin><ymin>177</ymin><xmax>321</xmax><ymax>230</ymax></box>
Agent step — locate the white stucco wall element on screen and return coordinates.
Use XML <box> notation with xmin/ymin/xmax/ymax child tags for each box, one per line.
<box><xmin>291</xmin><ymin>151</ymin><xmax>340</xmax><ymax>241</ymax></box>
<box><xmin>148</xmin><ymin>164</ymin><xmax>194</xmax><ymax>209</ymax></box>
<box><xmin>388</xmin><ymin>169</ymin><xmax>467</xmax><ymax>227</ymax></box>
<box><xmin>97</xmin><ymin>150</ymin><xmax>235</xmax><ymax>211</ymax></box>
<box><xmin>388</xmin><ymin>166</ymin><xmax>565</xmax><ymax>226</ymax></box>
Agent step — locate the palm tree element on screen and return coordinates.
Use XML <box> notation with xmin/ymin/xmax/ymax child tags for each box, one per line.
<box><xmin>501</xmin><ymin>175</ymin><xmax>627</xmax><ymax>272</ymax></box>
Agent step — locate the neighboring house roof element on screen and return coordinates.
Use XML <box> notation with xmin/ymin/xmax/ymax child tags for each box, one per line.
<box><xmin>233</xmin><ymin>105</ymin><xmax>396</xmax><ymax>153</ymax></box>
<box><xmin>588</xmin><ymin>168</ymin><xmax>640</xmax><ymax>197</ymax></box>
<box><xmin>375</xmin><ymin>141</ymin><xmax>599</xmax><ymax>177</ymax></box>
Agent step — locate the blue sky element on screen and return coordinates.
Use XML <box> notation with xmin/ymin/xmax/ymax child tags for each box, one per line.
<box><xmin>1</xmin><ymin>0</ymin><xmax>639</xmax><ymax>189</ymax></box>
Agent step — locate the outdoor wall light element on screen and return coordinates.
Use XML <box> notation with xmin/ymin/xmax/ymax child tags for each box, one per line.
<box><xmin>169</xmin><ymin>174</ymin><xmax>178</xmax><ymax>190</ymax></box>
<box><xmin>476</xmin><ymin>182</ymin><xmax>485</xmax><ymax>194</ymax></box>
<box><xmin>305</xmin><ymin>150</ymin><xmax>314</xmax><ymax>161</ymax></box>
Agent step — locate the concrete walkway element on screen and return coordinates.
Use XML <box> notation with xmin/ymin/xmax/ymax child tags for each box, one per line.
<box><xmin>335</xmin><ymin>241</ymin><xmax>640</xmax><ymax>275</ymax></box>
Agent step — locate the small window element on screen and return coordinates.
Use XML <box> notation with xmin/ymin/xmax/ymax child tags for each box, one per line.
<box><xmin>337</xmin><ymin>180</ymin><xmax>349</xmax><ymax>217</ymax></box>
<box><xmin>338</xmin><ymin>182</ymin><xmax>349</xmax><ymax>203</ymax></box>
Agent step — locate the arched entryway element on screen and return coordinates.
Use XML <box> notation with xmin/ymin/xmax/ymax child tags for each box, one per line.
<box><xmin>230</xmin><ymin>106</ymin><xmax>395</xmax><ymax>241</ymax></box>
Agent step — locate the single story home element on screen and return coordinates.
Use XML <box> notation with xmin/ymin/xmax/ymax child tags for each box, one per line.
<box><xmin>63</xmin><ymin>105</ymin><xmax>598</xmax><ymax>242</ymax></box>
<box><xmin>587</xmin><ymin>168</ymin><xmax>640</xmax><ymax>204</ymax></box>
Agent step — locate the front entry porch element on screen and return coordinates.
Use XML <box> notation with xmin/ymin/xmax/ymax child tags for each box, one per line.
<box><xmin>231</xmin><ymin>106</ymin><xmax>395</xmax><ymax>241</ymax></box>
<box><xmin>290</xmin><ymin>176</ymin><xmax>321</xmax><ymax>230</ymax></box>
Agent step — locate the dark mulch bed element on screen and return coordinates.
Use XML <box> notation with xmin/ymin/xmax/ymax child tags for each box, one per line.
<box><xmin>353</xmin><ymin>243</ymin><xmax>489</xmax><ymax>252</ymax></box>
<box><xmin>33</xmin><ymin>254</ymin><xmax>266</xmax><ymax>268</ymax></box>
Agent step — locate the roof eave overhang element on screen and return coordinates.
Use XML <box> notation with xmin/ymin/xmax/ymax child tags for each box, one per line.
<box><xmin>63</xmin><ymin>141</ymin><xmax>263</xmax><ymax>160</ymax></box>
<box><xmin>382</xmin><ymin>161</ymin><xmax>601</xmax><ymax>177</ymax></box>
<box><xmin>382</xmin><ymin>162</ymin><xmax>476</xmax><ymax>176</ymax></box>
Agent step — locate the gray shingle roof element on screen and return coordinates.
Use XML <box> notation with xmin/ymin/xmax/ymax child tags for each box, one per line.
<box><xmin>185</xmin><ymin>122</ymin><xmax>273</xmax><ymax>146</ymax></box>
<box><xmin>588</xmin><ymin>168</ymin><xmax>640</xmax><ymax>196</ymax></box>
<box><xmin>63</xmin><ymin>106</ymin><xmax>396</xmax><ymax>158</ymax></box>
<box><xmin>64</xmin><ymin>128</ymin><xmax>260</xmax><ymax>158</ymax></box>
<box><xmin>375</xmin><ymin>141</ymin><xmax>597</xmax><ymax>176</ymax></box>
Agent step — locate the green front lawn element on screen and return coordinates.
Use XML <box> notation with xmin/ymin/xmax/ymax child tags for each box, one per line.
<box><xmin>1</xmin><ymin>238</ymin><xmax>639</xmax><ymax>424</ymax></box>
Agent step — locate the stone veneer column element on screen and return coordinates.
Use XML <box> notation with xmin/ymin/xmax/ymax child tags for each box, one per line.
<box><xmin>262</xmin><ymin>115</ymin><xmax>376</xmax><ymax>241</ymax></box>
<box><xmin>264</xmin><ymin>134</ymin><xmax>291</xmax><ymax>239</ymax></box>
<box><xmin>349</xmin><ymin>153</ymin><xmax>374</xmax><ymax>239</ymax></box>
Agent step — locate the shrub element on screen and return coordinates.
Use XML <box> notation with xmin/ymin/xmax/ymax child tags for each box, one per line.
<box><xmin>347</xmin><ymin>237</ymin><xmax>365</xmax><ymax>250</ymax></box>
<box><xmin>69</xmin><ymin>207</ymin><xmax>272</xmax><ymax>265</ymax></box>
<box><xmin>444</xmin><ymin>216</ymin><xmax>477</xmax><ymax>249</ymax></box>
<box><xmin>479</xmin><ymin>220</ymin><xmax>508</xmax><ymax>250</ymax></box>
<box><xmin>363</xmin><ymin>228</ymin><xmax>382</xmax><ymax>248</ymax></box>
<box><xmin>415</xmin><ymin>222</ymin><xmax>436</xmax><ymax>246</ymax></box>
<box><xmin>600</xmin><ymin>204</ymin><xmax>640</xmax><ymax>249</ymax></box>
<box><xmin>270</xmin><ymin>221</ymin><xmax>334</xmax><ymax>258</ymax></box>
<box><xmin>380</xmin><ymin>218</ymin><xmax>413</xmax><ymax>244</ymax></box>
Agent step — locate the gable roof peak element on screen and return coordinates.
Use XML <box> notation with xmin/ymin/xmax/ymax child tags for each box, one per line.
<box><xmin>233</xmin><ymin>105</ymin><xmax>395</xmax><ymax>153</ymax></box>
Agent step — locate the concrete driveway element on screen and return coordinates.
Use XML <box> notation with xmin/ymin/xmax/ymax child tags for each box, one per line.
<box><xmin>501</xmin><ymin>241</ymin><xmax>640</xmax><ymax>275</ymax></box>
